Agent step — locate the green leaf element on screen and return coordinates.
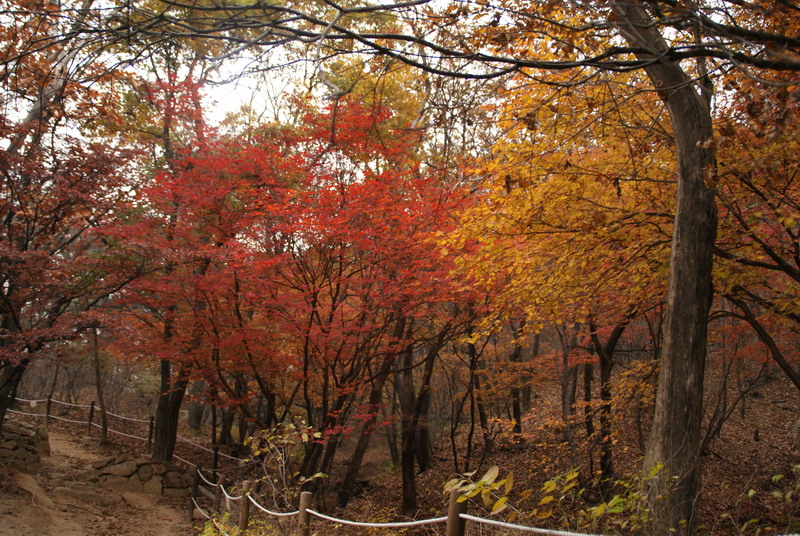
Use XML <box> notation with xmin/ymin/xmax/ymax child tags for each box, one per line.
<box><xmin>607</xmin><ymin>495</ymin><xmax>625</xmax><ymax>514</ymax></box>
<box><xmin>747</xmin><ymin>489</ymin><xmax>757</xmax><ymax>499</ymax></box>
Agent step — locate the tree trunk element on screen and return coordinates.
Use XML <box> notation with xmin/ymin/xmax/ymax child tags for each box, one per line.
<box><xmin>415</xmin><ymin>385</ymin><xmax>432</xmax><ymax>472</ymax></box>
<box><xmin>186</xmin><ymin>381</ymin><xmax>206</xmax><ymax>432</ymax></box>
<box><xmin>611</xmin><ymin>3</ymin><xmax>717</xmax><ymax>533</ymax></box>
<box><xmin>0</xmin><ymin>361</ymin><xmax>27</xmax><ymax>427</ymax></box>
<box><xmin>522</xmin><ymin>333</ymin><xmax>539</xmax><ymax>411</ymax></box>
<box><xmin>151</xmin><ymin>359</ymin><xmax>188</xmax><ymax>461</ymax></box>
<box><xmin>91</xmin><ymin>328</ymin><xmax>108</xmax><ymax>445</ymax></box>
<box><xmin>401</xmin><ymin>345</ymin><xmax>438</xmax><ymax>514</ymax></box>
<box><xmin>400</xmin><ymin>344</ymin><xmax>417</xmax><ymax>514</ymax></box>
<box><xmin>509</xmin><ymin>319</ymin><xmax>526</xmax><ymax>441</ymax></box>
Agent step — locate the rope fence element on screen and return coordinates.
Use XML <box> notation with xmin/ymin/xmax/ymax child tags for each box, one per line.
<box><xmin>8</xmin><ymin>396</ymin><xmax>248</xmax><ymax>469</ymax></box>
<box><xmin>188</xmin><ymin>463</ymin><xmax>606</xmax><ymax>536</ymax></box>
<box><xmin>10</xmin><ymin>396</ymin><xmax>615</xmax><ymax>536</ymax></box>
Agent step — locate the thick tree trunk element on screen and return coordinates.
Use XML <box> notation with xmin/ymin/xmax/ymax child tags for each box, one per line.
<box><xmin>612</xmin><ymin>3</ymin><xmax>718</xmax><ymax>534</ymax></box>
<box><xmin>401</xmin><ymin>348</ymin><xmax>438</xmax><ymax>514</ymax></box>
<box><xmin>0</xmin><ymin>361</ymin><xmax>27</xmax><ymax>427</ymax></box>
<box><xmin>415</xmin><ymin>386</ymin><xmax>432</xmax><ymax>472</ymax></box>
<box><xmin>151</xmin><ymin>359</ymin><xmax>189</xmax><ymax>462</ymax></box>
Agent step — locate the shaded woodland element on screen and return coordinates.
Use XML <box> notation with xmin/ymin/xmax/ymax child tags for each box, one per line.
<box><xmin>2</xmin><ymin>1</ymin><xmax>800</xmax><ymax>534</ymax></box>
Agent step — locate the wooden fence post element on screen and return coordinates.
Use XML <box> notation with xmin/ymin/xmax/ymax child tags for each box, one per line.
<box><xmin>213</xmin><ymin>475</ymin><xmax>224</xmax><ymax>512</ymax></box>
<box><xmin>188</xmin><ymin>464</ymin><xmax>201</xmax><ymax>523</ymax></box>
<box><xmin>445</xmin><ymin>488</ymin><xmax>467</xmax><ymax>536</ymax></box>
<box><xmin>238</xmin><ymin>480</ymin><xmax>252</xmax><ymax>532</ymax></box>
<box><xmin>45</xmin><ymin>396</ymin><xmax>52</xmax><ymax>427</ymax></box>
<box><xmin>298</xmin><ymin>490</ymin><xmax>313</xmax><ymax>536</ymax></box>
<box><xmin>212</xmin><ymin>446</ymin><xmax>219</xmax><ymax>482</ymax></box>
<box><xmin>147</xmin><ymin>416</ymin><xmax>154</xmax><ymax>450</ymax></box>
<box><xmin>86</xmin><ymin>401</ymin><xmax>95</xmax><ymax>436</ymax></box>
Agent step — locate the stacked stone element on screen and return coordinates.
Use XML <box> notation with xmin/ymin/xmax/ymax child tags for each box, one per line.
<box><xmin>0</xmin><ymin>420</ymin><xmax>50</xmax><ymax>473</ymax></box>
<box><xmin>90</xmin><ymin>454</ymin><xmax>193</xmax><ymax>496</ymax></box>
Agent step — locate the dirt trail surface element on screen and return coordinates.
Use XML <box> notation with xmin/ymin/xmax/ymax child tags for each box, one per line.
<box><xmin>0</xmin><ymin>430</ymin><xmax>194</xmax><ymax>536</ymax></box>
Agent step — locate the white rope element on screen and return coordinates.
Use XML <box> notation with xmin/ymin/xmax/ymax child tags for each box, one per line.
<box><xmin>306</xmin><ymin>509</ymin><xmax>447</xmax><ymax>528</ymax></box>
<box><xmin>221</xmin><ymin>486</ymin><xmax>243</xmax><ymax>501</ymax></box>
<box><xmin>177</xmin><ymin>434</ymin><xmax>213</xmax><ymax>452</ymax></box>
<box><xmin>14</xmin><ymin>398</ymin><xmax>47</xmax><ymax>404</ymax></box>
<box><xmin>12</xmin><ymin>410</ymin><xmax>87</xmax><ymax>425</ymax></box>
<box><xmin>192</xmin><ymin>497</ymin><xmax>212</xmax><ymax>520</ymax></box>
<box><xmin>107</xmin><ymin>428</ymin><xmax>148</xmax><ymax>441</ymax></box>
<box><xmin>48</xmin><ymin>414</ymin><xmax>90</xmax><ymax>425</ymax></box>
<box><xmin>197</xmin><ymin>468</ymin><xmax>220</xmax><ymax>487</ymax></box>
<box><xmin>6</xmin><ymin>409</ymin><xmax>46</xmax><ymax>418</ymax></box>
<box><xmin>176</xmin><ymin>435</ymin><xmax>246</xmax><ymax>461</ymax></box>
<box><xmin>460</xmin><ymin>514</ymin><xmax>606</xmax><ymax>536</ymax></box>
<box><xmin>221</xmin><ymin>484</ymin><xmax>243</xmax><ymax>501</ymax></box>
<box><xmin>248</xmin><ymin>495</ymin><xmax>299</xmax><ymax>518</ymax></box>
<box><xmin>173</xmin><ymin>454</ymin><xmax>194</xmax><ymax>468</ymax></box>
<box><xmin>89</xmin><ymin>422</ymin><xmax>148</xmax><ymax>442</ymax></box>
<box><xmin>104</xmin><ymin>410</ymin><xmax>149</xmax><ymax>424</ymax></box>
<box><xmin>50</xmin><ymin>399</ymin><xmax>92</xmax><ymax>408</ymax></box>
<box><xmin>218</xmin><ymin>450</ymin><xmax>245</xmax><ymax>461</ymax></box>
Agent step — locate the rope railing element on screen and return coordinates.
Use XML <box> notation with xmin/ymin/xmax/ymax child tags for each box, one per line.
<box><xmin>192</xmin><ymin>497</ymin><xmax>212</xmax><ymax>520</ymax></box>
<box><xmin>460</xmin><ymin>513</ymin><xmax>606</xmax><ymax>535</ymax></box>
<box><xmin>49</xmin><ymin>399</ymin><xmax>92</xmax><ymax>408</ymax></box>
<box><xmin>7</xmin><ymin>408</ymin><xmax>87</xmax><ymax>425</ymax></box>
<box><xmin>9</xmin><ymin>396</ymin><xmax>249</xmax><ymax>473</ymax></box>
<box><xmin>10</xmin><ymin>397</ymin><xmax>617</xmax><ymax>536</ymax></box>
<box><xmin>104</xmin><ymin>410</ymin><xmax>150</xmax><ymax>424</ymax></box>
<box><xmin>177</xmin><ymin>434</ymin><xmax>245</xmax><ymax>461</ymax></box>
<box><xmin>306</xmin><ymin>508</ymin><xmax>447</xmax><ymax>528</ymax></box>
<box><xmin>90</xmin><ymin>421</ymin><xmax>149</xmax><ymax>442</ymax></box>
<box><xmin>197</xmin><ymin>468</ymin><xmax>220</xmax><ymax>487</ymax></box>
<box><xmin>221</xmin><ymin>483</ymin><xmax>243</xmax><ymax>501</ymax></box>
<box><xmin>14</xmin><ymin>397</ymin><xmax>48</xmax><ymax>404</ymax></box>
<box><xmin>188</xmin><ymin>484</ymin><xmax>608</xmax><ymax>536</ymax></box>
<box><xmin>248</xmin><ymin>495</ymin><xmax>299</xmax><ymax>518</ymax></box>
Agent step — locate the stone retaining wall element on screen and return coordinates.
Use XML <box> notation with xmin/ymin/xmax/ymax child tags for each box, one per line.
<box><xmin>0</xmin><ymin>419</ymin><xmax>50</xmax><ymax>473</ymax></box>
<box><xmin>90</xmin><ymin>454</ymin><xmax>193</xmax><ymax>496</ymax></box>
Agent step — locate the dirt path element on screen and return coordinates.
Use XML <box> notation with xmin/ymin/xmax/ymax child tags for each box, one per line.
<box><xmin>0</xmin><ymin>431</ymin><xmax>194</xmax><ymax>536</ymax></box>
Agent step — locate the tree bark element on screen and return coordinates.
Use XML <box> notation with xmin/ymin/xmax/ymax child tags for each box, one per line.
<box><xmin>151</xmin><ymin>359</ymin><xmax>189</xmax><ymax>461</ymax></box>
<box><xmin>611</xmin><ymin>3</ymin><xmax>718</xmax><ymax>534</ymax></box>
<box><xmin>401</xmin><ymin>345</ymin><xmax>438</xmax><ymax>514</ymax></box>
<box><xmin>91</xmin><ymin>328</ymin><xmax>109</xmax><ymax>445</ymax></box>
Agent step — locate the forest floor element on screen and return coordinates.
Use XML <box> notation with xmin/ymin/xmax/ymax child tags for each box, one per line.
<box><xmin>310</xmin><ymin>369</ymin><xmax>800</xmax><ymax>536</ymax></box>
<box><xmin>2</xmin><ymin>368</ymin><xmax>799</xmax><ymax>536</ymax></box>
<box><xmin>0</xmin><ymin>430</ymin><xmax>192</xmax><ymax>536</ymax></box>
